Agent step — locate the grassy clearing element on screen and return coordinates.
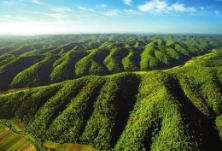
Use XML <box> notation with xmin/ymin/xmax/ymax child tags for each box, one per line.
<box><xmin>184</xmin><ymin>58</ymin><xmax>195</xmax><ymax>67</ymax></box>
<box><xmin>15</xmin><ymin>122</ymin><xmax>24</xmax><ymax>131</ymax></box>
<box><xmin>133</xmin><ymin>71</ymin><xmax>149</xmax><ymax>74</ymax></box>
<box><xmin>55</xmin><ymin>143</ymin><xmax>98</xmax><ymax>151</ymax></box>
<box><xmin>42</xmin><ymin>141</ymin><xmax>99</xmax><ymax>151</ymax></box>
<box><xmin>43</xmin><ymin>141</ymin><xmax>60</xmax><ymax>149</ymax></box>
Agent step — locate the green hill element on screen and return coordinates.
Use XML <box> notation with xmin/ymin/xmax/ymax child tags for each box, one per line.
<box><xmin>1</xmin><ymin>50</ymin><xmax>222</xmax><ymax>150</ymax></box>
<box><xmin>0</xmin><ymin>34</ymin><xmax>222</xmax><ymax>91</ymax></box>
<box><xmin>0</xmin><ymin>34</ymin><xmax>222</xmax><ymax>151</ymax></box>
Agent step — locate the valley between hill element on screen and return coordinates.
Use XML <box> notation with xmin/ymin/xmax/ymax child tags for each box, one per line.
<box><xmin>0</xmin><ymin>34</ymin><xmax>222</xmax><ymax>151</ymax></box>
<box><xmin>0</xmin><ymin>34</ymin><xmax>221</xmax><ymax>91</ymax></box>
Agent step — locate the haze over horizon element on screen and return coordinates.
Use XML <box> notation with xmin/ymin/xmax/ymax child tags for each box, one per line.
<box><xmin>0</xmin><ymin>0</ymin><xmax>222</xmax><ymax>35</ymax></box>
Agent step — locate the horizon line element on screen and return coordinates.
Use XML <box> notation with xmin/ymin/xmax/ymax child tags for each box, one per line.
<box><xmin>0</xmin><ymin>32</ymin><xmax>222</xmax><ymax>37</ymax></box>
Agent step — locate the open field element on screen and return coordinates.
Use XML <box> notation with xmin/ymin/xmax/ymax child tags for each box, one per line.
<box><xmin>0</xmin><ymin>125</ymin><xmax>37</xmax><ymax>151</ymax></box>
<box><xmin>43</xmin><ymin>141</ymin><xmax>98</xmax><ymax>151</ymax></box>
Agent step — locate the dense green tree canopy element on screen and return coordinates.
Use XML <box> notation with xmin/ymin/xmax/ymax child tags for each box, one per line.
<box><xmin>0</xmin><ymin>34</ymin><xmax>222</xmax><ymax>151</ymax></box>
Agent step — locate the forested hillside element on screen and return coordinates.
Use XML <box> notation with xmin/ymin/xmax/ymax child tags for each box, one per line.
<box><xmin>0</xmin><ymin>34</ymin><xmax>222</xmax><ymax>151</ymax></box>
<box><xmin>0</xmin><ymin>34</ymin><xmax>222</xmax><ymax>91</ymax></box>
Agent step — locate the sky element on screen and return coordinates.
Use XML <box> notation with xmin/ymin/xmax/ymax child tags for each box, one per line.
<box><xmin>0</xmin><ymin>0</ymin><xmax>222</xmax><ymax>35</ymax></box>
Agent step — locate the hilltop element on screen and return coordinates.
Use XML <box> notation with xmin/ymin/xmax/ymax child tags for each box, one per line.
<box><xmin>0</xmin><ymin>34</ymin><xmax>222</xmax><ymax>151</ymax></box>
<box><xmin>0</xmin><ymin>34</ymin><xmax>221</xmax><ymax>91</ymax></box>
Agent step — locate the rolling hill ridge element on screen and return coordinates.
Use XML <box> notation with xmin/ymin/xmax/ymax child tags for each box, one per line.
<box><xmin>0</xmin><ymin>34</ymin><xmax>222</xmax><ymax>91</ymax></box>
<box><xmin>0</xmin><ymin>34</ymin><xmax>222</xmax><ymax>151</ymax></box>
<box><xmin>1</xmin><ymin>50</ymin><xmax>222</xmax><ymax>150</ymax></box>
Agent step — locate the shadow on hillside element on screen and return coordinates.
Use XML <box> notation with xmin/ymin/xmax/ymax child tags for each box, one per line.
<box><xmin>110</xmin><ymin>74</ymin><xmax>141</xmax><ymax>148</ymax></box>
<box><xmin>166</xmin><ymin>76</ymin><xmax>222</xmax><ymax>151</ymax></box>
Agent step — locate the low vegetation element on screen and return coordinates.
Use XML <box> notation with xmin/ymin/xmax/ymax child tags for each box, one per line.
<box><xmin>0</xmin><ymin>125</ymin><xmax>37</xmax><ymax>151</ymax></box>
<box><xmin>43</xmin><ymin>141</ymin><xmax>98</xmax><ymax>151</ymax></box>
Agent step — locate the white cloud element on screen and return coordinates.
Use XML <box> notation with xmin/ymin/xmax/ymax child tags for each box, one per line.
<box><xmin>78</xmin><ymin>6</ymin><xmax>94</xmax><ymax>12</ymax></box>
<box><xmin>171</xmin><ymin>4</ymin><xmax>186</xmax><ymax>12</ymax></box>
<box><xmin>138</xmin><ymin>0</ymin><xmax>196</xmax><ymax>14</ymax></box>
<box><xmin>32</xmin><ymin>0</ymin><xmax>72</xmax><ymax>14</ymax></box>
<box><xmin>138</xmin><ymin>0</ymin><xmax>167</xmax><ymax>13</ymax></box>
<box><xmin>46</xmin><ymin>14</ymin><xmax>67</xmax><ymax>18</ymax></box>
<box><xmin>123</xmin><ymin>0</ymin><xmax>132</xmax><ymax>5</ymax></box>
<box><xmin>215</xmin><ymin>11</ymin><xmax>220</xmax><ymax>15</ymax></box>
<box><xmin>124</xmin><ymin>9</ymin><xmax>143</xmax><ymax>15</ymax></box>
<box><xmin>97</xmin><ymin>4</ymin><xmax>107</xmax><ymax>9</ymax></box>
<box><xmin>104</xmin><ymin>10</ymin><xmax>119</xmax><ymax>16</ymax></box>
<box><xmin>171</xmin><ymin>4</ymin><xmax>196</xmax><ymax>12</ymax></box>
<box><xmin>33</xmin><ymin>0</ymin><xmax>41</xmax><ymax>4</ymax></box>
<box><xmin>50</xmin><ymin>7</ymin><xmax>71</xmax><ymax>13</ymax></box>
